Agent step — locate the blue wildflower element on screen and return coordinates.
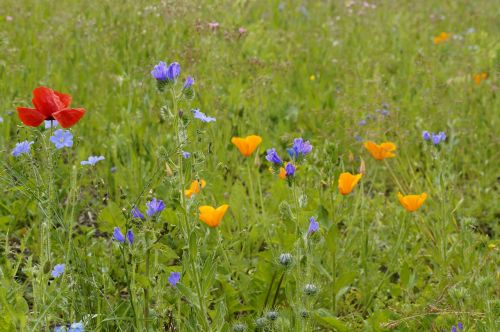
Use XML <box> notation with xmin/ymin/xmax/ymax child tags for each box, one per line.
<box><xmin>51</xmin><ymin>264</ymin><xmax>65</xmax><ymax>278</ymax></box>
<box><xmin>113</xmin><ymin>227</ymin><xmax>125</xmax><ymax>243</ymax></box>
<box><xmin>431</xmin><ymin>131</ymin><xmax>446</xmax><ymax>145</ymax></box>
<box><xmin>359</xmin><ymin>119</ymin><xmax>367</xmax><ymax>126</ymax></box>
<box><xmin>308</xmin><ymin>217</ymin><xmax>319</xmax><ymax>234</ymax></box>
<box><xmin>457</xmin><ymin>322</ymin><xmax>463</xmax><ymax>330</ymax></box>
<box><xmin>422</xmin><ymin>131</ymin><xmax>431</xmax><ymax>141</ymax></box>
<box><xmin>146</xmin><ymin>198</ymin><xmax>165</xmax><ymax>217</ymax></box>
<box><xmin>285</xmin><ymin>163</ymin><xmax>295</xmax><ymax>177</ymax></box>
<box><xmin>381</xmin><ymin>109</ymin><xmax>389</xmax><ymax>116</ymax></box>
<box><xmin>151</xmin><ymin>61</ymin><xmax>169</xmax><ymax>81</ymax></box>
<box><xmin>354</xmin><ymin>135</ymin><xmax>363</xmax><ymax>142</ymax></box>
<box><xmin>288</xmin><ymin>138</ymin><xmax>312</xmax><ymax>159</ymax></box>
<box><xmin>168</xmin><ymin>271</ymin><xmax>181</xmax><ymax>286</ymax></box>
<box><xmin>12</xmin><ymin>141</ymin><xmax>34</xmax><ymax>157</ymax></box>
<box><xmin>81</xmin><ymin>156</ymin><xmax>105</xmax><ymax>166</ymax></box>
<box><xmin>182</xmin><ymin>151</ymin><xmax>191</xmax><ymax>159</ymax></box>
<box><xmin>68</xmin><ymin>322</ymin><xmax>84</xmax><ymax>332</ymax></box>
<box><xmin>166</xmin><ymin>62</ymin><xmax>181</xmax><ymax>81</ymax></box>
<box><xmin>183</xmin><ymin>76</ymin><xmax>194</xmax><ymax>89</ymax></box>
<box><xmin>192</xmin><ymin>109</ymin><xmax>216</xmax><ymax>123</ymax></box>
<box><xmin>131</xmin><ymin>207</ymin><xmax>145</xmax><ymax>220</ymax></box>
<box><xmin>50</xmin><ymin>129</ymin><xmax>73</xmax><ymax>149</ymax></box>
<box><xmin>126</xmin><ymin>230</ymin><xmax>134</xmax><ymax>244</ymax></box>
<box><xmin>45</xmin><ymin>120</ymin><xmax>58</xmax><ymax>129</ymax></box>
<box><xmin>266</xmin><ymin>148</ymin><xmax>282</xmax><ymax>165</ymax></box>
<box><xmin>451</xmin><ymin>326</ymin><xmax>457</xmax><ymax>332</ymax></box>
<box><xmin>0</xmin><ymin>116</ymin><xmax>3</xmax><ymax>123</ymax></box>
<box><xmin>110</xmin><ymin>166</ymin><xmax>117</xmax><ymax>173</ymax></box>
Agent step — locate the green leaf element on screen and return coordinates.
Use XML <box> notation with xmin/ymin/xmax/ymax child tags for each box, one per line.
<box><xmin>313</xmin><ymin>309</ymin><xmax>349</xmax><ymax>332</ymax></box>
<box><xmin>97</xmin><ymin>201</ymin><xmax>126</xmax><ymax>233</ymax></box>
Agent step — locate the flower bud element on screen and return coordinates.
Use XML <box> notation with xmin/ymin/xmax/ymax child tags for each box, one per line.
<box><xmin>278</xmin><ymin>253</ymin><xmax>293</xmax><ymax>267</ymax></box>
<box><xmin>266</xmin><ymin>311</ymin><xmax>278</xmax><ymax>321</ymax></box>
<box><xmin>304</xmin><ymin>283</ymin><xmax>317</xmax><ymax>296</ymax></box>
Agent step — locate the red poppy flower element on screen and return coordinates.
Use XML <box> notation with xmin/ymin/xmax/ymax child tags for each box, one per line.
<box><xmin>16</xmin><ymin>86</ymin><xmax>85</xmax><ymax>128</ymax></box>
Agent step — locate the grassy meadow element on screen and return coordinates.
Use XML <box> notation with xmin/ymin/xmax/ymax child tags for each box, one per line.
<box><xmin>0</xmin><ymin>0</ymin><xmax>499</xmax><ymax>331</ymax></box>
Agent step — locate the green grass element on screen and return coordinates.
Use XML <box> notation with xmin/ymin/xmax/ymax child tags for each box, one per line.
<box><xmin>0</xmin><ymin>0</ymin><xmax>498</xmax><ymax>331</ymax></box>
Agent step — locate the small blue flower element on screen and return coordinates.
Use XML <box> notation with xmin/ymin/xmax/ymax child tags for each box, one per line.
<box><xmin>182</xmin><ymin>151</ymin><xmax>191</xmax><ymax>159</ymax></box>
<box><xmin>359</xmin><ymin>119</ymin><xmax>367</xmax><ymax>126</ymax></box>
<box><xmin>192</xmin><ymin>109</ymin><xmax>216</xmax><ymax>123</ymax></box>
<box><xmin>110</xmin><ymin>166</ymin><xmax>117</xmax><ymax>173</ymax></box>
<box><xmin>265</xmin><ymin>148</ymin><xmax>282</xmax><ymax>165</ymax></box>
<box><xmin>285</xmin><ymin>163</ymin><xmax>295</xmax><ymax>177</ymax></box>
<box><xmin>12</xmin><ymin>141</ymin><xmax>34</xmax><ymax>157</ymax></box>
<box><xmin>288</xmin><ymin>138</ymin><xmax>312</xmax><ymax>159</ymax></box>
<box><xmin>131</xmin><ymin>207</ymin><xmax>145</xmax><ymax>220</ymax></box>
<box><xmin>0</xmin><ymin>116</ymin><xmax>3</xmax><ymax>123</ymax></box>
<box><xmin>438</xmin><ymin>131</ymin><xmax>446</xmax><ymax>141</ymax></box>
<box><xmin>308</xmin><ymin>217</ymin><xmax>319</xmax><ymax>234</ymax></box>
<box><xmin>422</xmin><ymin>131</ymin><xmax>431</xmax><ymax>141</ymax></box>
<box><xmin>168</xmin><ymin>271</ymin><xmax>181</xmax><ymax>286</ymax></box>
<box><xmin>51</xmin><ymin>264</ymin><xmax>65</xmax><ymax>278</ymax></box>
<box><xmin>126</xmin><ymin>230</ymin><xmax>134</xmax><ymax>244</ymax></box>
<box><xmin>80</xmin><ymin>156</ymin><xmax>105</xmax><ymax>166</ymax></box>
<box><xmin>151</xmin><ymin>61</ymin><xmax>169</xmax><ymax>81</ymax></box>
<box><xmin>183</xmin><ymin>76</ymin><xmax>194</xmax><ymax>89</ymax></box>
<box><xmin>457</xmin><ymin>322</ymin><xmax>463</xmax><ymax>330</ymax></box>
<box><xmin>166</xmin><ymin>62</ymin><xmax>181</xmax><ymax>81</ymax></box>
<box><xmin>45</xmin><ymin>120</ymin><xmax>58</xmax><ymax>129</ymax></box>
<box><xmin>50</xmin><ymin>129</ymin><xmax>73</xmax><ymax>149</ymax></box>
<box><xmin>68</xmin><ymin>322</ymin><xmax>84</xmax><ymax>332</ymax></box>
<box><xmin>146</xmin><ymin>198</ymin><xmax>165</xmax><ymax>217</ymax></box>
<box><xmin>54</xmin><ymin>326</ymin><xmax>65</xmax><ymax>332</ymax></box>
<box><xmin>113</xmin><ymin>227</ymin><xmax>125</xmax><ymax>243</ymax></box>
<box><xmin>354</xmin><ymin>135</ymin><xmax>363</xmax><ymax>142</ymax></box>
<box><xmin>451</xmin><ymin>326</ymin><xmax>457</xmax><ymax>332</ymax></box>
<box><xmin>381</xmin><ymin>109</ymin><xmax>389</xmax><ymax>116</ymax></box>
<box><xmin>431</xmin><ymin>131</ymin><xmax>446</xmax><ymax>145</ymax></box>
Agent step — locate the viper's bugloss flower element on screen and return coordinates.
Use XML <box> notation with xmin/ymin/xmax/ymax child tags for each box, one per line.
<box><xmin>131</xmin><ymin>207</ymin><xmax>145</xmax><ymax>220</ymax></box>
<box><xmin>50</xmin><ymin>129</ymin><xmax>73</xmax><ymax>149</ymax></box>
<box><xmin>185</xmin><ymin>179</ymin><xmax>206</xmax><ymax>198</ymax></box>
<box><xmin>422</xmin><ymin>131</ymin><xmax>431</xmax><ymax>141</ymax></box>
<box><xmin>16</xmin><ymin>87</ymin><xmax>85</xmax><ymax>128</ymax></box>
<box><xmin>231</xmin><ymin>135</ymin><xmax>262</xmax><ymax>157</ymax></box>
<box><xmin>126</xmin><ymin>230</ymin><xmax>134</xmax><ymax>244</ymax></box>
<box><xmin>182</xmin><ymin>151</ymin><xmax>191</xmax><ymax>159</ymax></box>
<box><xmin>265</xmin><ymin>148</ymin><xmax>282</xmax><ymax>165</ymax></box>
<box><xmin>151</xmin><ymin>61</ymin><xmax>169</xmax><ymax>81</ymax></box>
<box><xmin>146</xmin><ymin>198</ymin><xmax>165</xmax><ymax>217</ymax></box>
<box><xmin>287</xmin><ymin>138</ymin><xmax>312</xmax><ymax>159</ymax></box>
<box><xmin>199</xmin><ymin>204</ymin><xmax>229</xmax><ymax>227</ymax></box>
<box><xmin>113</xmin><ymin>227</ymin><xmax>125</xmax><ymax>242</ymax></box>
<box><xmin>192</xmin><ymin>108</ymin><xmax>216</xmax><ymax>122</ymax></box>
<box><xmin>183</xmin><ymin>76</ymin><xmax>194</xmax><ymax>89</ymax></box>
<box><xmin>12</xmin><ymin>141</ymin><xmax>34</xmax><ymax>157</ymax></box>
<box><xmin>359</xmin><ymin>119</ymin><xmax>367</xmax><ymax>126</ymax></box>
<box><xmin>398</xmin><ymin>192</ymin><xmax>427</xmax><ymax>212</ymax></box>
<box><xmin>473</xmin><ymin>72</ymin><xmax>488</xmax><ymax>85</ymax></box>
<box><xmin>432</xmin><ymin>132</ymin><xmax>446</xmax><ymax>145</ymax></box>
<box><xmin>81</xmin><ymin>155</ymin><xmax>105</xmax><ymax>166</ymax></box>
<box><xmin>308</xmin><ymin>217</ymin><xmax>319</xmax><ymax>234</ymax></box>
<box><xmin>166</xmin><ymin>62</ymin><xmax>181</xmax><ymax>81</ymax></box>
<box><xmin>168</xmin><ymin>271</ymin><xmax>181</xmax><ymax>286</ymax></box>
<box><xmin>51</xmin><ymin>264</ymin><xmax>65</xmax><ymax>278</ymax></box>
<box><xmin>338</xmin><ymin>172</ymin><xmax>362</xmax><ymax>195</ymax></box>
<box><xmin>285</xmin><ymin>163</ymin><xmax>295</xmax><ymax>177</ymax></box>
<box><xmin>364</xmin><ymin>141</ymin><xmax>396</xmax><ymax>160</ymax></box>
<box><xmin>434</xmin><ymin>32</ymin><xmax>450</xmax><ymax>44</ymax></box>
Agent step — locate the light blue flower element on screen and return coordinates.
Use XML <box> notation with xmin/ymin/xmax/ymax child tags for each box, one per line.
<box><xmin>146</xmin><ymin>198</ymin><xmax>165</xmax><ymax>217</ymax></box>
<box><xmin>51</xmin><ymin>264</ymin><xmax>65</xmax><ymax>278</ymax></box>
<box><xmin>308</xmin><ymin>217</ymin><xmax>319</xmax><ymax>234</ymax></box>
<box><xmin>183</xmin><ymin>76</ymin><xmax>194</xmax><ymax>89</ymax></box>
<box><xmin>168</xmin><ymin>272</ymin><xmax>181</xmax><ymax>286</ymax></box>
<box><xmin>182</xmin><ymin>151</ymin><xmax>191</xmax><ymax>159</ymax></box>
<box><xmin>192</xmin><ymin>109</ymin><xmax>216</xmax><ymax>123</ymax></box>
<box><xmin>50</xmin><ymin>129</ymin><xmax>73</xmax><ymax>149</ymax></box>
<box><xmin>113</xmin><ymin>227</ymin><xmax>125</xmax><ymax>243</ymax></box>
<box><xmin>12</xmin><ymin>141</ymin><xmax>34</xmax><ymax>157</ymax></box>
<box><xmin>69</xmin><ymin>322</ymin><xmax>84</xmax><ymax>332</ymax></box>
<box><xmin>81</xmin><ymin>156</ymin><xmax>105</xmax><ymax>166</ymax></box>
<box><xmin>45</xmin><ymin>120</ymin><xmax>59</xmax><ymax>129</ymax></box>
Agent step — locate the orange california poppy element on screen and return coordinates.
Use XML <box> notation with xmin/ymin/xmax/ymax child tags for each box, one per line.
<box><xmin>364</xmin><ymin>141</ymin><xmax>396</xmax><ymax>160</ymax></box>
<box><xmin>473</xmin><ymin>72</ymin><xmax>488</xmax><ymax>85</ymax></box>
<box><xmin>278</xmin><ymin>167</ymin><xmax>286</xmax><ymax>180</ymax></box>
<box><xmin>199</xmin><ymin>204</ymin><xmax>229</xmax><ymax>227</ymax></box>
<box><xmin>397</xmin><ymin>192</ymin><xmax>427</xmax><ymax>212</ymax></box>
<box><xmin>338</xmin><ymin>172</ymin><xmax>362</xmax><ymax>195</ymax></box>
<box><xmin>231</xmin><ymin>135</ymin><xmax>262</xmax><ymax>157</ymax></box>
<box><xmin>433</xmin><ymin>32</ymin><xmax>449</xmax><ymax>45</ymax></box>
<box><xmin>184</xmin><ymin>179</ymin><xmax>206</xmax><ymax>198</ymax></box>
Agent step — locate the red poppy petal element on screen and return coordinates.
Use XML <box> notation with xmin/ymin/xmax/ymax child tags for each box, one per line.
<box><xmin>32</xmin><ymin>86</ymin><xmax>64</xmax><ymax>117</ymax></box>
<box><xmin>16</xmin><ymin>107</ymin><xmax>46</xmax><ymax>127</ymax></box>
<box><xmin>52</xmin><ymin>108</ymin><xmax>85</xmax><ymax>128</ymax></box>
<box><xmin>54</xmin><ymin>91</ymin><xmax>72</xmax><ymax>108</ymax></box>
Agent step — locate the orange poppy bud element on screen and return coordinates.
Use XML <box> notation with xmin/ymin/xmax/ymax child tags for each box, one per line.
<box><xmin>397</xmin><ymin>192</ymin><xmax>427</xmax><ymax>212</ymax></box>
<box><xmin>278</xmin><ymin>167</ymin><xmax>286</xmax><ymax>180</ymax></box>
<box><xmin>184</xmin><ymin>179</ymin><xmax>206</xmax><ymax>198</ymax></box>
<box><xmin>231</xmin><ymin>135</ymin><xmax>262</xmax><ymax>157</ymax></box>
<box><xmin>338</xmin><ymin>172</ymin><xmax>363</xmax><ymax>195</ymax></box>
<box><xmin>364</xmin><ymin>141</ymin><xmax>396</xmax><ymax>160</ymax></box>
<box><xmin>199</xmin><ymin>204</ymin><xmax>229</xmax><ymax>227</ymax></box>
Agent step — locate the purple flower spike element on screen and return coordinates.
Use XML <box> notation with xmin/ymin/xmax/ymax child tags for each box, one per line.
<box><xmin>113</xmin><ymin>227</ymin><xmax>125</xmax><ymax>243</ymax></box>
<box><xmin>288</xmin><ymin>138</ymin><xmax>313</xmax><ymax>159</ymax></box>
<box><xmin>285</xmin><ymin>163</ymin><xmax>295</xmax><ymax>177</ymax></box>
<box><xmin>457</xmin><ymin>322</ymin><xmax>463</xmax><ymax>330</ymax></box>
<box><xmin>126</xmin><ymin>230</ymin><xmax>134</xmax><ymax>244</ymax></box>
<box><xmin>422</xmin><ymin>131</ymin><xmax>431</xmax><ymax>141</ymax></box>
<box><xmin>131</xmin><ymin>207</ymin><xmax>145</xmax><ymax>220</ymax></box>
<box><xmin>183</xmin><ymin>76</ymin><xmax>194</xmax><ymax>89</ymax></box>
<box><xmin>146</xmin><ymin>198</ymin><xmax>165</xmax><ymax>217</ymax></box>
<box><xmin>166</xmin><ymin>62</ymin><xmax>181</xmax><ymax>81</ymax></box>
<box><xmin>151</xmin><ymin>61</ymin><xmax>169</xmax><ymax>81</ymax></box>
<box><xmin>168</xmin><ymin>271</ymin><xmax>181</xmax><ymax>286</ymax></box>
<box><xmin>308</xmin><ymin>217</ymin><xmax>319</xmax><ymax>234</ymax></box>
<box><xmin>266</xmin><ymin>148</ymin><xmax>282</xmax><ymax>165</ymax></box>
